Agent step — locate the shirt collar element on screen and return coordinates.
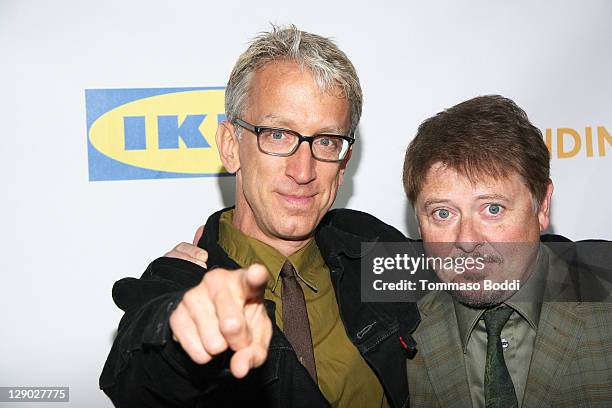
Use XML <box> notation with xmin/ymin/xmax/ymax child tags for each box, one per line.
<box><xmin>505</xmin><ymin>244</ymin><xmax>548</xmax><ymax>330</ymax></box>
<box><xmin>217</xmin><ymin>209</ymin><xmax>319</xmax><ymax>293</ymax></box>
<box><xmin>453</xmin><ymin>244</ymin><xmax>548</xmax><ymax>353</ymax></box>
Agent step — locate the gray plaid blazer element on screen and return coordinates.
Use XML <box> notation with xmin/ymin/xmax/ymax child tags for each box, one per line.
<box><xmin>406</xmin><ymin>248</ymin><xmax>612</xmax><ymax>407</ymax></box>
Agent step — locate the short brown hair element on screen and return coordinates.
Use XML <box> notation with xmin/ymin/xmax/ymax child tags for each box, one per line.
<box><xmin>402</xmin><ymin>95</ymin><xmax>550</xmax><ymax>205</ymax></box>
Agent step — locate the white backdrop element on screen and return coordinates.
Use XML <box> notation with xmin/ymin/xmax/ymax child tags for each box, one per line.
<box><xmin>1</xmin><ymin>0</ymin><xmax>610</xmax><ymax>406</ymax></box>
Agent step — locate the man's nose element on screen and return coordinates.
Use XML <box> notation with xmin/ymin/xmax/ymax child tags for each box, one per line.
<box><xmin>285</xmin><ymin>141</ymin><xmax>316</xmax><ymax>184</ymax></box>
<box><xmin>454</xmin><ymin>216</ymin><xmax>484</xmax><ymax>253</ymax></box>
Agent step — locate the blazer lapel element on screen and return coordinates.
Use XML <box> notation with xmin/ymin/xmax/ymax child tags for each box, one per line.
<box><xmin>522</xmin><ymin>302</ymin><xmax>584</xmax><ymax>407</ymax></box>
<box><xmin>414</xmin><ymin>292</ymin><xmax>473</xmax><ymax>408</ymax></box>
<box><xmin>523</xmin><ymin>247</ymin><xmax>587</xmax><ymax>406</ymax></box>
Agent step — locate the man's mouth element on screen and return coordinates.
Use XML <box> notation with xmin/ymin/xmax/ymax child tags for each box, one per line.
<box><xmin>276</xmin><ymin>192</ymin><xmax>317</xmax><ymax>207</ymax></box>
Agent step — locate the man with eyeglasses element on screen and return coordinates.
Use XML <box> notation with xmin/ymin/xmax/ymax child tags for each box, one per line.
<box><xmin>100</xmin><ymin>25</ymin><xmax>418</xmax><ymax>408</ymax></box>
<box><xmin>232</xmin><ymin>118</ymin><xmax>355</xmax><ymax>163</ymax></box>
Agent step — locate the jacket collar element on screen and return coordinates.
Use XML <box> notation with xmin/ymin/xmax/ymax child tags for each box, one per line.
<box><xmin>197</xmin><ymin>207</ymin><xmax>237</xmax><ymax>269</ymax></box>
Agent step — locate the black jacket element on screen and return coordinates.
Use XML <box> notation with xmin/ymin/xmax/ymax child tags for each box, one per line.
<box><xmin>100</xmin><ymin>208</ymin><xmax>421</xmax><ymax>407</ymax></box>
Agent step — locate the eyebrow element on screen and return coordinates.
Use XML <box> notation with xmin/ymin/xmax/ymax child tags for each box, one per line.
<box><xmin>262</xmin><ymin>114</ymin><xmax>282</xmax><ymax>122</ymax></box>
<box><xmin>422</xmin><ymin>194</ymin><xmax>509</xmax><ymax>209</ymax></box>
<box><xmin>422</xmin><ymin>199</ymin><xmax>451</xmax><ymax>209</ymax></box>
<box><xmin>475</xmin><ymin>194</ymin><xmax>509</xmax><ymax>201</ymax></box>
<box><xmin>260</xmin><ymin>114</ymin><xmax>345</xmax><ymax>135</ymax></box>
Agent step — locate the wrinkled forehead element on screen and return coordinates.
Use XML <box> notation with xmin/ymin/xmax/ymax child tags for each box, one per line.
<box><xmin>418</xmin><ymin>162</ymin><xmax>530</xmax><ymax>201</ymax></box>
<box><xmin>245</xmin><ymin>62</ymin><xmax>351</xmax><ymax>131</ymax></box>
<box><xmin>250</xmin><ymin>60</ymin><xmax>348</xmax><ymax>98</ymax></box>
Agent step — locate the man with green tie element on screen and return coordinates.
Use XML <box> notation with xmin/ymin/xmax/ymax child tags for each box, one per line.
<box><xmin>402</xmin><ymin>95</ymin><xmax>612</xmax><ymax>407</ymax></box>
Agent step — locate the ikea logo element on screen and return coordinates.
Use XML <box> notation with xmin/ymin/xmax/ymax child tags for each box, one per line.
<box><xmin>86</xmin><ymin>87</ymin><xmax>232</xmax><ymax>181</ymax></box>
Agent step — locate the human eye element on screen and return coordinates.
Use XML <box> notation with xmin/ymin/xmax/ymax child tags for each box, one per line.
<box><xmin>483</xmin><ymin>203</ymin><xmax>505</xmax><ymax>217</ymax></box>
<box><xmin>270</xmin><ymin>130</ymin><xmax>287</xmax><ymax>140</ymax></box>
<box><xmin>314</xmin><ymin>137</ymin><xmax>346</xmax><ymax>159</ymax></box>
<box><xmin>315</xmin><ymin>136</ymin><xmax>340</xmax><ymax>149</ymax></box>
<box><xmin>261</xmin><ymin>129</ymin><xmax>292</xmax><ymax>143</ymax></box>
<box><xmin>432</xmin><ymin>208</ymin><xmax>453</xmax><ymax>221</ymax></box>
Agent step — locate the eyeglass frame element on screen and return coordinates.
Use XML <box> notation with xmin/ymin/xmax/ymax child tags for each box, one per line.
<box><xmin>233</xmin><ymin>118</ymin><xmax>355</xmax><ymax>163</ymax></box>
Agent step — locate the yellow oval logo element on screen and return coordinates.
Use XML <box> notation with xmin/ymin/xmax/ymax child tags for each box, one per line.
<box><xmin>88</xmin><ymin>89</ymin><xmax>227</xmax><ymax>175</ymax></box>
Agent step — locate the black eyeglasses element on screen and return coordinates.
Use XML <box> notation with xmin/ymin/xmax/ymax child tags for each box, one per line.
<box><xmin>233</xmin><ymin>118</ymin><xmax>355</xmax><ymax>162</ymax></box>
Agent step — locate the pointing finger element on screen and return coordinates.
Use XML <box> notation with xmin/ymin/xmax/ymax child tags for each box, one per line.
<box><xmin>212</xmin><ymin>285</ymin><xmax>251</xmax><ymax>351</ymax></box>
<box><xmin>241</xmin><ymin>264</ymin><xmax>268</xmax><ymax>302</ymax></box>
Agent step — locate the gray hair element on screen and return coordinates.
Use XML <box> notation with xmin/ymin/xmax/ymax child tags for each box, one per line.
<box><xmin>225</xmin><ymin>24</ymin><xmax>363</xmax><ymax>135</ymax></box>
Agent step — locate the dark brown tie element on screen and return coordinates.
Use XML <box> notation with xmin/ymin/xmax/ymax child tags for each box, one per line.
<box><xmin>280</xmin><ymin>260</ymin><xmax>317</xmax><ymax>382</ymax></box>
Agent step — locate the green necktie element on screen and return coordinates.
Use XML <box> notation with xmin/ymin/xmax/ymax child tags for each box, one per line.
<box><xmin>484</xmin><ymin>306</ymin><xmax>518</xmax><ymax>408</ymax></box>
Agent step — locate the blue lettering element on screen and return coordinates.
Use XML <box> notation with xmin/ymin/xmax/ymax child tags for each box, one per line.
<box><xmin>158</xmin><ymin>114</ymin><xmax>210</xmax><ymax>149</ymax></box>
<box><xmin>123</xmin><ymin>116</ymin><xmax>146</xmax><ymax>150</ymax></box>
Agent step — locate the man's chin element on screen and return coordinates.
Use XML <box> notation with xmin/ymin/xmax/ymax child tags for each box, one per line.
<box><xmin>448</xmin><ymin>275</ymin><xmax>515</xmax><ymax>308</ymax></box>
<box><xmin>275</xmin><ymin>230</ymin><xmax>315</xmax><ymax>241</ymax></box>
<box><xmin>270</xmin><ymin>218</ymin><xmax>319</xmax><ymax>241</ymax></box>
<box><xmin>451</xmin><ymin>289</ymin><xmax>510</xmax><ymax>309</ymax></box>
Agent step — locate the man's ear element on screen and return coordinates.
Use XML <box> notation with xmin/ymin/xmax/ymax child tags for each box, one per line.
<box><xmin>538</xmin><ymin>179</ymin><xmax>554</xmax><ymax>231</ymax></box>
<box><xmin>216</xmin><ymin>121</ymin><xmax>240</xmax><ymax>173</ymax></box>
<box><xmin>337</xmin><ymin>147</ymin><xmax>352</xmax><ymax>186</ymax></box>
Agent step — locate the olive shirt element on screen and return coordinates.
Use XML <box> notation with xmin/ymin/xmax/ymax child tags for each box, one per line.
<box><xmin>218</xmin><ymin>210</ymin><xmax>388</xmax><ymax>408</ymax></box>
<box><xmin>453</xmin><ymin>247</ymin><xmax>549</xmax><ymax>408</ymax></box>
